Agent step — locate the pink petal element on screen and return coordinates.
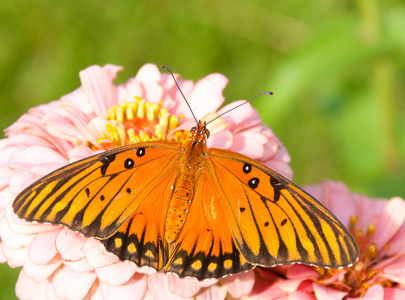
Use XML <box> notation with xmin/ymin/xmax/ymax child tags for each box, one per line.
<box><xmin>99</xmin><ymin>273</ymin><xmax>147</xmax><ymax>300</ymax></box>
<box><xmin>23</xmin><ymin>255</ymin><xmax>62</xmax><ymax>282</ymax></box>
<box><xmin>95</xmin><ymin>261</ymin><xmax>136</xmax><ymax>285</ymax></box>
<box><xmin>377</xmin><ymin>256</ymin><xmax>405</xmax><ymax>283</ymax></box>
<box><xmin>148</xmin><ymin>272</ymin><xmax>193</xmax><ymax>300</ymax></box>
<box><xmin>266</xmin><ymin>159</ymin><xmax>293</xmax><ymax>180</ymax></box>
<box><xmin>89</xmin><ymin>281</ymin><xmax>103</xmax><ymax>300</ymax></box>
<box><xmin>79</xmin><ymin>65</ymin><xmax>122</xmax><ymax>116</ymax></box>
<box><xmin>8</xmin><ymin>207</ymin><xmax>60</xmax><ymax>235</ymax></box>
<box><xmin>63</xmin><ymin>257</ymin><xmax>94</xmax><ymax>273</ymax></box>
<box><xmin>207</xmin><ymin>130</ymin><xmax>233</xmax><ymax>149</ymax></box>
<box><xmin>197</xmin><ymin>284</ymin><xmax>228</xmax><ymax>300</ymax></box>
<box><xmin>2</xmin><ymin>246</ymin><xmax>27</xmax><ymax>267</ymax></box>
<box><xmin>83</xmin><ymin>238</ymin><xmax>119</xmax><ymax>268</ymax></box>
<box><xmin>350</xmin><ymin>284</ymin><xmax>384</xmax><ymax>300</ymax></box>
<box><xmin>383</xmin><ymin>286</ymin><xmax>405</xmax><ymax>300</ymax></box>
<box><xmin>0</xmin><ymin>245</ymin><xmax>6</xmax><ymax>263</ymax></box>
<box><xmin>8</xmin><ymin>146</ymin><xmax>67</xmax><ymax>169</ymax></box>
<box><xmin>221</xmin><ymin>271</ymin><xmax>255</xmax><ymax>298</ymax></box>
<box><xmin>355</xmin><ymin>195</ymin><xmax>386</xmax><ymax>231</ymax></box>
<box><xmin>283</xmin><ymin>265</ymin><xmax>319</xmax><ymax>279</ymax></box>
<box><xmin>276</xmin><ymin>278</ymin><xmax>303</xmax><ymax>293</ymax></box>
<box><xmin>320</xmin><ymin>181</ymin><xmax>356</xmax><ymax>227</ymax></box>
<box><xmin>219</xmin><ymin>100</ymin><xmax>255</xmax><ymax>126</ymax></box>
<box><xmin>16</xmin><ymin>269</ymin><xmax>48</xmax><ymax>300</ymax></box>
<box><xmin>55</xmin><ymin>228</ymin><xmax>87</xmax><ymax>261</ymax></box>
<box><xmin>289</xmin><ymin>291</ymin><xmax>316</xmax><ymax>300</ymax></box>
<box><xmin>372</xmin><ymin>197</ymin><xmax>405</xmax><ymax>251</ymax></box>
<box><xmin>313</xmin><ymin>283</ymin><xmax>347</xmax><ymax>300</ymax></box>
<box><xmin>0</xmin><ymin>216</ymin><xmax>34</xmax><ymax>249</ymax></box>
<box><xmin>67</xmin><ymin>146</ymin><xmax>95</xmax><ymax>163</ymax></box>
<box><xmin>52</xmin><ymin>265</ymin><xmax>97</xmax><ymax>299</ymax></box>
<box><xmin>134</xmin><ymin>64</ymin><xmax>164</xmax><ymax>103</ymax></box>
<box><xmin>187</xmin><ymin>73</ymin><xmax>228</xmax><ymax>121</ymax></box>
<box><xmin>28</xmin><ymin>229</ymin><xmax>60</xmax><ymax>264</ymax></box>
<box><xmin>42</xmin><ymin>112</ymin><xmax>84</xmax><ymax>142</ymax></box>
<box><xmin>231</xmin><ymin>132</ymin><xmax>265</xmax><ymax>159</ymax></box>
<box><xmin>167</xmin><ymin>274</ymin><xmax>202</xmax><ymax>298</ymax></box>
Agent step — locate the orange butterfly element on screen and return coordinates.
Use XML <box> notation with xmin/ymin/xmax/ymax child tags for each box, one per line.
<box><xmin>13</xmin><ymin>67</ymin><xmax>359</xmax><ymax>281</ymax></box>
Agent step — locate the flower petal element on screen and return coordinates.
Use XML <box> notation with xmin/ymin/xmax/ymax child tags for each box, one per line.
<box><xmin>187</xmin><ymin>73</ymin><xmax>228</xmax><ymax>121</ymax></box>
<box><xmin>79</xmin><ymin>64</ymin><xmax>123</xmax><ymax>116</ymax></box>
<box><xmin>167</xmin><ymin>274</ymin><xmax>201</xmax><ymax>298</ymax></box>
<box><xmin>95</xmin><ymin>261</ymin><xmax>136</xmax><ymax>286</ymax></box>
<box><xmin>313</xmin><ymin>283</ymin><xmax>347</xmax><ymax>300</ymax></box>
<box><xmin>52</xmin><ymin>266</ymin><xmax>97</xmax><ymax>299</ymax></box>
<box><xmin>221</xmin><ymin>271</ymin><xmax>255</xmax><ymax>298</ymax></box>
<box><xmin>100</xmin><ymin>273</ymin><xmax>147</xmax><ymax>300</ymax></box>
<box><xmin>23</xmin><ymin>255</ymin><xmax>61</xmax><ymax>282</ymax></box>
<box><xmin>84</xmin><ymin>238</ymin><xmax>119</xmax><ymax>268</ymax></box>
<box><xmin>383</xmin><ymin>286</ymin><xmax>405</xmax><ymax>300</ymax></box>
<box><xmin>56</xmin><ymin>228</ymin><xmax>87</xmax><ymax>261</ymax></box>
<box><xmin>15</xmin><ymin>269</ymin><xmax>48</xmax><ymax>300</ymax></box>
<box><xmin>28</xmin><ymin>229</ymin><xmax>60</xmax><ymax>265</ymax></box>
<box><xmin>372</xmin><ymin>197</ymin><xmax>405</xmax><ymax>251</ymax></box>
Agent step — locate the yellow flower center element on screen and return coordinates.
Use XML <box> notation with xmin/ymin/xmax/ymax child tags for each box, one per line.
<box><xmin>89</xmin><ymin>97</ymin><xmax>190</xmax><ymax>150</ymax></box>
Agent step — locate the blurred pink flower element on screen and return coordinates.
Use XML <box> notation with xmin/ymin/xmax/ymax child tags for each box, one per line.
<box><xmin>0</xmin><ymin>64</ymin><xmax>292</xmax><ymax>299</ymax></box>
<box><xmin>245</xmin><ymin>181</ymin><xmax>405</xmax><ymax>300</ymax></box>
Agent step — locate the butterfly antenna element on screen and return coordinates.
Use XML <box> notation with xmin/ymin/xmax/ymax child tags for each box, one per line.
<box><xmin>161</xmin><ymin>65</ymin><xmax>199</xmax><ymax>125</ymax></box>
<box><xmin>206</xmin><ymin>91</ymin><xmax>273</xmax><ymax>125</ymax></box>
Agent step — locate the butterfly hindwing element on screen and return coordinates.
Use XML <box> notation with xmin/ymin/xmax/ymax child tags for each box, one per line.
<box><xmin>101</xmin><ymin>163</ymin><xmax>179</xmax><ymax>271</ymax></box>
<box><xmin>13</xmin><ymin>142</ymin><xmax>183</xmax><ymax>240</ymax></box>
<box><xmin>165</xmin><ymin>168</ymin><xmax>254</xmax><ymax>280</ymax></box>
<box><xmin>207</xmin><ymin>148</ymin><xmax>359</xmax><ymax>268</ymax></box>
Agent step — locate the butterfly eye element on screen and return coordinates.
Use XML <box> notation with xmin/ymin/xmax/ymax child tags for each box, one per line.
<box><xmin>203</xmin><ymin>129</ymin><xmax>210</xmax><ymax>139</ymax></box>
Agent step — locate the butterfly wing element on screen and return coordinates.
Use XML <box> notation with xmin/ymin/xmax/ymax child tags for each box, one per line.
<box><xmin>100</xmin><ymin>160</ymin><xmax>179</xmax><ymax>271</ymax></box>
<box><xmin>205</xmin><ymin>148</ymin><xmax>359</xmax><ymax>269</ymax></box>
<box><xmin>13</xmin><ymin>142</ymin><xmax>183</xmax><ymax>241</ymax></box>
<box><xmin>165</xmin><ymin>167</ymin><xmax>254</xmax><ymax>280</ymax></box>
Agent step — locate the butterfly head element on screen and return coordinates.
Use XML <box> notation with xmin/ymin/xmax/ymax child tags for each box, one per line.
<box><xmin>190</xmin><ymin>120</ymin><xmax>210</xmax><ymax>144</ymax></box>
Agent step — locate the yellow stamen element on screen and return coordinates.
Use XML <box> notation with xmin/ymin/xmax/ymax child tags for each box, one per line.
<box><xmin>367</xmin><ymin>243</ymin><xmax>377</xmax><ymax>260</ymax></box>
<box><xmin>350</xmin><ymin>216</ymin><xmax>358</xmax><ymax>231</ymax></box>
<box><xmin>126</xmin><ymin>102</ymin><xmax>137</xmax><ymax>120</ymax></box>
<box><xmin>90</xmin><ymin>97</ymin><xmax>185</xmax><ymax>149</ymax></box>
<box><xmin>137</xmin><ymin>99</ymin><xmax>145</xmax><ymax>118</ymax></box>
<box><xmin>115</xmin><ymin>106</ymin><xmax>125</xmax><ymax>123</ymax></box>
<box><xmin>367</xmin><ymin>224</ymin><xmax>376</xmax><ymax>237</ymax></box>
<box><xmin>169</xmin><ymin>115</ymin><xmax>180</xmax><ymax>130</ymax></box>
<box><xmin>139</xmin><ymin>131</ymin><xmax>150</xmax><ymax>142</ymax></box>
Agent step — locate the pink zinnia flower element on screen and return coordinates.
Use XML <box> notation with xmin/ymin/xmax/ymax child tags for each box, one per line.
<box><xmin>246</xmin><ymin>181</ymin><xmax>405</xmax><ymax>300</ymax></box>
<box><xmin>0</xmin><ymin>64</ymin><xmax>292</xmax><ymax>299</ymax></box>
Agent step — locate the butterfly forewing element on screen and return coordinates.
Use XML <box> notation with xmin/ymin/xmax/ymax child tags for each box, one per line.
<box><xmin>13</xmin><ymin>142</ymin><xmax>183</xmax><ymax>239</ymax></box>
<box><xmin>208</xmin><ymin>148</ymin><xmax>359</xmax><ymax>268</ymax></box>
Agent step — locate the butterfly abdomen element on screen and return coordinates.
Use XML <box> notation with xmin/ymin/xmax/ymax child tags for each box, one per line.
<box><xmin>165</xmin><ymin>177</ymin><xmax>195</xmax><ymax>243</ymax></box>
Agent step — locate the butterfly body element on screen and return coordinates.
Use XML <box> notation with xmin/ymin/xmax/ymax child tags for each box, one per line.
<box><xmin>165</xmin><ymin>121</ymin><xmax>209</xmax><ymax>243</ymax></box>
<box><xmin>13</xmin><ymin>120</ymin><xmax>359</xmax><ymax>280</ymax></box>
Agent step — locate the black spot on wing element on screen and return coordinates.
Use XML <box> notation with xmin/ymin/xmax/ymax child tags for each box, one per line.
<box><xmin>243</xmin><ymin>163</ymin><xmax>252</xmax><ymax>174</ymax></box>
<box><xmin>124</xmin><ymin>158</ymin><xmax>134</xmax><ymax>169</ymax></box>
<box><xmin>100</xmin><ymin>154</ymin><xmax>116</xmax><ymax>176</ymax></box>
<box><xmin>248</xmin><ymin>178</ymin><xmax>259</xmax><ymax>189</ymax></box>
<box><xmin>136</xmin><ymin>147</ymin><xmax>145</xmax><ymax>157</ymax></box>
<box><xmin>269</xmin><ymin>177</ymin><xmax>282</xmax><ymax>202</ymax></box>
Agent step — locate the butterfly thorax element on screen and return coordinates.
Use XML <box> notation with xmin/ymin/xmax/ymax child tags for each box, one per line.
<box><xmin>164</xmin><ymin>121</ymin><xmax>209</xmax><ymax>243</ymax></box>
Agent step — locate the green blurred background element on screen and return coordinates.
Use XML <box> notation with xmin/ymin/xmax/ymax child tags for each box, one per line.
<box><xmin>1</xmin><ymin>0</ymin><xmax>404</xmax><ymax>298</ymax></box>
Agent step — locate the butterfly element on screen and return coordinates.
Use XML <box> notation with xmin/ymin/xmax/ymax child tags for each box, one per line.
<box><xmin>12</xmin><ymin>68</ymin><xmax>359</xmax><ymax>281</ymax></box>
